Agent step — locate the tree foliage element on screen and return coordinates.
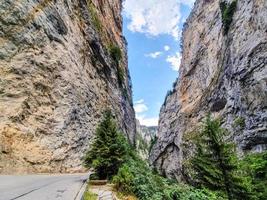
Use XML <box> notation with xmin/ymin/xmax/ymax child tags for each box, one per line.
<box><xmin>109</xmin><ymin>45</ymin><xmax>124</xmax><ymax>86</ymax></box>
<box><xmin>240</xmin><ymin>152</ymin><xmax>267</xmax><ymax>200</ymax></box>
<box><xmin>113</xmin><ymin>151</ymin><xmax>220</xmax><ymax>200</ymax></box>
<box><xmin>220</xmin><ymin>0</ymin><xmax>237</xmax><ymax>35</ymax></box>
<box><xmin>84</xmin><ymin>110</ymin><xmax>128</xmax><ymax>179</ymax></box>
<box><xmin>192</xmin><ymin>115</ymin><xmax>250</xmax><ymax>200</ymax></box>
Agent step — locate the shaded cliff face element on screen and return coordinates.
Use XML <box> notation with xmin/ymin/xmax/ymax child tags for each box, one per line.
<box><xmin>150</xmin><ymin>0</ymin><xmax>267</xmax><ymax>180</ymax></box>
<box><xmin>0</xmin><ymin>0</ymin><xmax>136</xmax><ymax>173</ymax></box>
<box><xmin>136</xmin><ymin>120</ymin><xmax>157</xmax><ymax>160</ymax></box>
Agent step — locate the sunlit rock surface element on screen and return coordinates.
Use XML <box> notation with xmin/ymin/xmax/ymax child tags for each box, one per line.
<box><xmin>0</xmin><ymin>0</ymin><xmax>136</xmax><ymax>174</ymax></box>
<box><xmin>150</xmin><ymin>0</ymin><xmax>267</xmax><ymax>180</ymax></box>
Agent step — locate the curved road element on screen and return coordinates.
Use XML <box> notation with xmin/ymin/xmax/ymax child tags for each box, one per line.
<box><xmin>0</xmin><ymin>173</ymin><xmax>90</xmax><ymax>200</ymax></box>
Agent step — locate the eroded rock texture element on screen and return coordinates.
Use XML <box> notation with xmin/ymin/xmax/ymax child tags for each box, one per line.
<box><xmin>136</xmin><ymin>119</ymin><xmax>157</xmax><ymax>160</ymax></box>
<box><xmin>0</xmin><ymin>0</ymin><xmax>136</xmax><ymax>173</ymax></box>
<box><xmin>150</xmin><ymin>0</ymin><xmax>267</xmax><ymax>180</ymax></box>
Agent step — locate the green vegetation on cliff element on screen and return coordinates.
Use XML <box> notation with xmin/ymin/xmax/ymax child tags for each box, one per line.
<box><xmin>109</xmin><ymin>45</ymin><xmax>125</xmax><ymax>86</ymax></box>
<box><xmin>87</xmin><ymin>1</ymin><xmax>102</xmax><ymax>33</ymax></box>
<box><xmin>220</xmin><ymin>0</ymin><xmax>237</xmax><ymax>34</ymax></box>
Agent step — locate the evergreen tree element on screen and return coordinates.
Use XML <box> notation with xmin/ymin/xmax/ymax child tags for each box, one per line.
<box><xmin>240</xmin><ymin>152</ymin><xmax>267</xmax><ymax>200</ymax></box>
<box><xmin>192</xmin><ymin>115</ymin><xmax>250</xmax><ymax>200</ymax></box>
<box><xmin>84</xmin><ymin>110</ymin><xmax>129</xmax><ymax>179</ymax></box>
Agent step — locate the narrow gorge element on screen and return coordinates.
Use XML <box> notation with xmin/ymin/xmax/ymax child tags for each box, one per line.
<box><xmin>0</xmin><ymin>0</ymin><xmax>266</xmax><ymax>199</ymax></box>
<box><xmin>150</xmin><ymin>0</ymin><xmax>267</xmax><ymax>181</ymax></box>
<box><xmin>0</xmin><ymin>0</ymin><xmax>136</xmax><ymax>174</ymax></box>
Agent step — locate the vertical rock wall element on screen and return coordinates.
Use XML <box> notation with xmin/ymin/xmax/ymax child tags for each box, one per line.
<box><xmin>150</xmin><ymin>0</ymin><xmax>267</xmax><ymax>180</ymax></box>
<box><xmin>0</xmin><ymin>0</ymin><xmax>136</xmax><ymax>173</ymax></box>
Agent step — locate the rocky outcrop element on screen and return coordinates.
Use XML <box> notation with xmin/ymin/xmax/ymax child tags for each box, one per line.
<box><xmin>0</xmin><ymin>0</ymin><xmax>136</xmax><ymax>174</ymax></box>
<box><xmin>150</xmin><ymin>0</ymin><xmax>267</xmax><ymax>180</ymax></box>
<box><xmin>136</xmin><ymin>120</ymin><xmax>157</xmax><ymax>160</ymax></box>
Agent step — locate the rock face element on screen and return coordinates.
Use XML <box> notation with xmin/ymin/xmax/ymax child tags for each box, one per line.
<box><xmin>150</xmin><ymin>0</ymin><xmax>267</xmax><ymax>180</ymax></box>
<box><xmin>136</xmin><ymin>120</ymin><xmax>157</xmax><ymax>160</ymax></box>
<box><xmin>0</xmin><ymin>0</ymin><xmax>136</xmax><ymax>174</ymax></box>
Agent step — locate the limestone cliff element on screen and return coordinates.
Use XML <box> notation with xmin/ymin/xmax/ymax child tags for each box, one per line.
<box><xmin>136</xmin><ymin>120</ymin><xmax>157</xmax><ymax>160</ymax></box>
<box><xmin>0</xmin><ymin>0</ymin><xmax>136</xmax><ymax>173</ymax></box>
<box><xmin>150</xmin><ymin>0</ymin><xmax>267</xmax><ymax>180</ymax></box>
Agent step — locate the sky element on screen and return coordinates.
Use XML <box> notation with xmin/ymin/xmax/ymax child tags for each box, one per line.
<box><xmin>122</xmin><ymin>0</ymin><xmax>195</xmax><ymax>126</ymax></box>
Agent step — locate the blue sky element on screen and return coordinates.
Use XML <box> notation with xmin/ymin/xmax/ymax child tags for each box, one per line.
<box><xmin>122</xmin><ymin>0</ymin><xmax>195</xmax><ymax>126</ymax></box>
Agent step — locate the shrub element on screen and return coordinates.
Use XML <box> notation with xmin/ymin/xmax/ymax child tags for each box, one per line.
<box><xmin>112</xmin><ymin>154</ymin><xmax>167</xmax><ymax>200</ymax></box>
<box><xmin>136</xmin><ymin>133</ymin><xmax>149</xmax><ymax>152</ymax></box>
<box><xmin>109</xmin><ymin>45</ymin><xmax>124</xmax><ymax>86</ymax></box>
<box><xmin>220</xmin><ymin>0</ymin><xmax>237</xmax><ymax>34</ymax></box>
<box><xmin>233</xmin><ymin>116</ymin><xmax>245</xmax><ymax>129</ymax></box>
<box><xmin>240</xmin><ymin>152</ymin><xmax>267</xmax><ymax>200</ymax></box>
<box><xmin>87</xmin><ymin>2</ymin><xmax>102</xmax><ymax>32</ymax></box>
<box><xmin>113</xmin><ymin>165</ymin><xmax>134</xmax><ymax>194</ymax></box>
<box><xmin>83</xmin><ymin>110</ymin><xmax>129</xmax><ymax>179</ymax></box>
<box><xmin>113</xmin><ymin>151</ymin><xmax>223</xmax><ymax>200</ymax></box>
<box><xmin>109</xmin><ymin>45</ymin><xmax>122</xmax><ymax>65</ymax></box>
<box><xmin>148</xmin><ymin>135</ymin><xmax>157</xmax><ymax>153</ymax></box>
<box><xmin>163</xmin><ymin>185</ymin><xmax>224</xmax><ymax>200</ymax></box>
<box><xmin>117</xmin><ymin>66</ymin><xmax>125</xmax><ymax>86</ymax></box>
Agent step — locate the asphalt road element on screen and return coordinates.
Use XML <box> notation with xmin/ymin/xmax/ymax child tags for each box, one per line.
<box><xmin>0</xmin><ymin>173</ymin><xmax>90</xmax><ymax>200</ymax></box>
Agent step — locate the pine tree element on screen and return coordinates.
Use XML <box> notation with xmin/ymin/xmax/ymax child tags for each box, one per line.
<box><xmin>192</xmin><ymin>115</ymin><xmax>250</xmax><ymax>200</ymax></box>
<box><xmin>84</xmin><ymin>110</ymin><xmax>129</xmax><ymax>179</ymax></box>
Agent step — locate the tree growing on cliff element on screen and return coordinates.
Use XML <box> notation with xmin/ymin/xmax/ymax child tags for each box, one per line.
<box><xmin>220</xmin><ymin>0</ymin><xmax>237</xmax><ymax>34</ymax></box>
<box><xmin>192</xmin><ymin>115</ymin><xmax>250</xmax><ymax>200</ymax></box>
<box><xmin>83</xmin><ymin>110</ymin><xmax>129</xmax><ymax>179</ymax></box>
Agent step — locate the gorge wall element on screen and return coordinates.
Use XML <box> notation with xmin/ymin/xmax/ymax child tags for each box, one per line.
<box><xmin>150</xmin><ymin>0</ymin><xmax>267</xmax><ymax>180</ymax></box>
<box><xmin>0</xmin><ymin>0</ymin><xmax>136</xmax><ymax>173</ymax></box>
<box><xmin>136</xmin><ymin>120</ymin><xmax>157</xmax><ymax>160</ymax></box>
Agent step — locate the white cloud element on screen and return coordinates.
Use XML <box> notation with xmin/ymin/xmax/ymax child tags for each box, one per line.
<box><xmin>179</xmin><ymin>0</ymin><xmax>195</xmax><ymax>6</ymax></box>
<box><xmin>164</xmin><ymin>45</ymin><xmax>170</xmax><ymax>51</ymax></box>
<box><xmin>166</xmin><ymin>52</ymin><xmax>182</xmax><ymax>71</ymax></box>
<box><xmin>134</xmin><ymin>103</ymin><xmax>148</xmax><ymax>113</ymax></box>
<box><xmin>145</xmin><ymin>51</ymin><xmax>162</xmax><ymax>58</ymax></box>
<box><xmin>134</xmin><ymin>99</ymin><xmax>158</xmax><ymax>126</ymax></box>
<box><xmin>136</xmin><ymin>115</ymin><xmax>159</xmax><ymax>126</ymax></box>
<box><xmin>123</xmin><ymin>0</ymin><xmax>182</xmax><ymax>39</ymax></box>
<box><xmin>134</xmin><ymin>99</ymin><xmax>145</xmax><ymax>104</ymax></box>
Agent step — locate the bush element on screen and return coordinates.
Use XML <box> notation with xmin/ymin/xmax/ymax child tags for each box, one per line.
<box><xmin>87</xmin><ymin>2</ymin><xmax>102</xmax><ymax>32</ymax></box>
<box><xmin>240</xmin><ymin>152</ymin><xmax>267</xmax><ymax>200</ymax></box>
<box><xmin>109</xmin><ymin>45</ymin><xmax>122</xmax><ymax>65</ymax></box>
<box><xmin>83</xmin><ymin>110</ymin><xmax>129</xmax><ymax>179</ymax></box>
<box><xmin>148</xmin><ymin>135</ymin><xmax>157</xmax><ymax>153</ymax></box>
<box><xmin>136</xmin><ymin>133</ymin><xmax>149</xmax><ymax>152</ymax></box>
<box><xmin>109</xmin><ymin>45</ymin><xmax>124</xmax><ymax>86</ymax></box>
<box><xmin>163</xmin><ymin>185</ymin><xmax>224</xmax><ymax>200</ymax></box>
<box><xmin>113</xmin><ymin>152</ymin><xmax>223</xmax><ymax>200</ymax></box>
<box><xmin>117</xmin><ymin>66</ymin><xmax>125</xmax><ymax>86</ymax></box>
<box><xmin>112</xmin><ymin>154</ymin><xmax>166</xmax><ymax>200</ymax></box>
<box><xmin>233</xmin><ymin>116</ymin><xmax>245</xmax><ymax>129</ymax></box>
<box><xmin>113</xmin><ymin>165</ymin><xmax>134</xmax><ymax>194</ymax></box>
<box><xmin>220</xmin><ymin>0</ymin><xmax>237</xmax><ymax>34</ymax></box>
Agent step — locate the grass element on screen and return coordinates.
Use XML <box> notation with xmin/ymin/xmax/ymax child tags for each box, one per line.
<box><xmin>115</xmin><ymin>191</ymin><xmax>138</xmax><ymax>200</ymax></box>
<box><xmin>233</xmin><ymin>116</ymin><xmax>245</xmax><ymax>129</ymax></box>
<box><xmin>87</xmin><ymin>2</ymin><xmax>102</xmax><ymax>33</ymax></box>
<box><xmin>83</xmin><ymin>190</ymin><xmax>97</xmax><ymax>200</ymax></box>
